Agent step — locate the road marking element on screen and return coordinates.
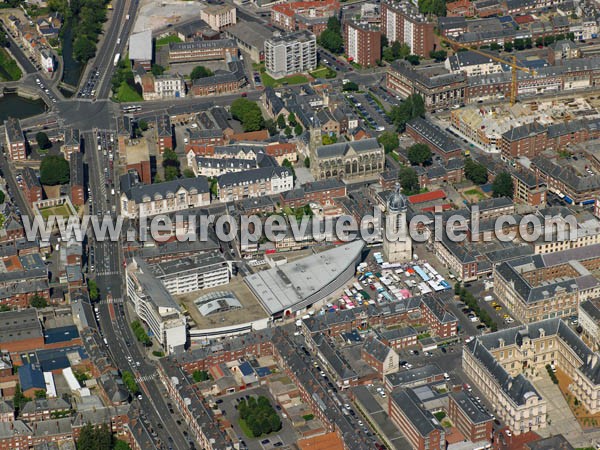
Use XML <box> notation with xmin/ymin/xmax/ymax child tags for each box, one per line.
<box><xmin>135</xmin><ymin>373</ymin><xmax>157</xmax><ymax>383</ymax></box>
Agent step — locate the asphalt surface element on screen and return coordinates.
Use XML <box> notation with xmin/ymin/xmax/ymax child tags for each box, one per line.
<box><xmin>85</xmin><ymin>130</ymin><xmax>193</xmax><ymax>450</ymax></box>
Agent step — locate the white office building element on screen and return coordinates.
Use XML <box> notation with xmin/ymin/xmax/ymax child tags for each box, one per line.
<box><xmin>126</xmin><ymin>258</ymin><xmax>187</xmax><ymax>354</ymax></box>
<box><xmin>265</xmin><ymin>31</ymin><xmax>317</xmax><ymax>79</ymax></box>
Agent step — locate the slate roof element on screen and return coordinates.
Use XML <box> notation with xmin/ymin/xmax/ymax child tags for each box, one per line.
<box><xmin>217</xmin><ymin>166</ymin><xmax>291</xmax><ymax>187</ymax></box>
<box><xmin>362</xmin><ymin>336</ymin><xmax>392</xmax><ymax>363</ymax></box>
<box><xmin>122</xmin><ymin>177</ymin><xmax>210</xmax><ymax>203</ymax></box>
<box><xmin>315</xmin><ymin>137</ymin><xmax>382</xmax><ymax>159</ymax></box>
<box><xmin>390</xmin><ymin>388</ymin><xmax>445</xmax><ymax>438</ymax></box>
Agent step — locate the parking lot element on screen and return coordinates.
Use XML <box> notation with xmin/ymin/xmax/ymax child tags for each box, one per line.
<box><xmin>344</xmin><ymin>93</ymin><xmax>388</xmax><ymax>131</ymax></box>
<box><xmin>216</xmin><ymin>387</ymin><xmax>297</xmax><ymax>450</ymax></box>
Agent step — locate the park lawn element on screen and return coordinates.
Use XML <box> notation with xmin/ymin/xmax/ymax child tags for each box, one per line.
<box><xmin>0</xmin><ymin>48</ymin><xmax>22</xmax><ymax>81</ymax></box>
<box><xmin>310</xmin><ymin>66</ymin><xmax>336</xmax><ymax>79</ymax></box>
<box><xmin>261</xmin><ymin>72</ymin><xmax>309</xmax><ymax>88</ymax></box>
<box><xmin>114</xmin><ymin>82</ymin><xmax>143</xmax><ymax>102</ymax></box>
<box><xmin>464</xmin><ymin>188</ymin><xmax>485</xmax><ymax>199</ymax></box>
<box><xmin>39</xmin><ymin>204</ymin><xmax>72</xmax><ymax>219</ymax></box>
<box><xmin>238</xmin><ymin>419</ymin><xmax>255</xmax><ymax>439</ymax></box>
<box><xmin>156</xmin><ymin>35</ymin><xmax>182</xmax><ymax>47</ymax></box>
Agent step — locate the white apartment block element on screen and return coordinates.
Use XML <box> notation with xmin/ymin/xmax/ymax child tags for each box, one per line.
<box><xmin>201</xmin><ymin>4</ymin><xmax>237</xmax><ymax>31</ymax></box>
<box><xmin>265</xmin><ymin>31</ymin><xmax>317</xmax><ymax>79</ymax></box>
<box><xmin>147</xmin><ymin>252</ymin><xmax>232</xmax><ymax>295</ymax></box>
<box><xmin>126</xmin><ymin>258</ymin><xmax>187</xmax><ymax>354</ymax></box>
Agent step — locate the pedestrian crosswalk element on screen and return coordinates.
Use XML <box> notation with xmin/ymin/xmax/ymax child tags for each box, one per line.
<box><xmin>96</xmin><ymin>270</ymin><xmax>120</xmax><ymax>276</ymax></box>
<box><xmin>96</xmin><ymin>297</ymin><xmax>124</xmax><ymax>305</ymax></box>
<box><xmin>135</xmin><ymin>373</ymin><xmax>157</xmax><ymax>383</ymax></box>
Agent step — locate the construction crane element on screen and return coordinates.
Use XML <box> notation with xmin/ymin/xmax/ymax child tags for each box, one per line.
<box><xmin>440</xmin><ymin>36</ymin><xmax>537</xmax><ymax>106</ymax></box>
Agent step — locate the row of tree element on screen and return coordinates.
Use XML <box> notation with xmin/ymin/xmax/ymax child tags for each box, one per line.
<box><xmin>455</xmin><ymin>282</ymin><xmax>498</xmax><ymax>332</ymax></box>
<box><xmin>130</xmin><ymin>320</ymin><xmax>151</xmax><ymax>346</ymax></box>
<box><xmin>318</xmin><ymin>17</ymin><xmax>343</xmax><ymax>54</ymax></box>
<box><xmin>121</xmin><ymin>371</ymin><xmax>139</xmax><ymax>394</ymax></box>
<box><xmin>49</xmin><ymin>0</ymin><xmax>109</xmax><ymax>63</ymax></box>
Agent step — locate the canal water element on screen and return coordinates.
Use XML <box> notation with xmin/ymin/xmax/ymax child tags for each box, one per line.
<box><xmin>0</xmin><ymin>93</ymin><xmax>46</xmax><ymax>122</ymax></box>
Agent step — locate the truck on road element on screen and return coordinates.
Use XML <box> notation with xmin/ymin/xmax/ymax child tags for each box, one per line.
<box><xmin>113</xmin><ymin>53</ymin><xmax>120</xmax><ymax>67</ymax></box>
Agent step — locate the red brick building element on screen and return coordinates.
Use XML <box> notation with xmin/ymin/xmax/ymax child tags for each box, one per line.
<box><xmin>21</xmin><ymin>168</ymin><xmax>42</xmax><ymax>206</ymax></box>
<box><xmin>70</xmin><ymin>152</ymin><xmax>85</xmax><ymax>207</ymax></box>
<box><xmin>271</xmin><ymin>0</ymin><xmax>340</xmax><ymax>37</ymax></box>
<box><xmin>420</xmin><ymin>295</ymin><xmax>458</xmax><ymax>338</ymax></box>
<box><xmin>381</xmin><ymin>0</ymin><xmax>434</xmax><ymax>58</ymax></box>
<box><xmin>448</xmin><ymin>390</ymin><xmax>494</xmax><ymax>443</ymax></box>
<box><xmin>344</xmin><ymin>20</ymin><xmax>381</xmax><ymax>68</ymax></box>
<box><xmin>280</xmin><ymin>179</ymin><xmax>346</xmax><ymax>208</ymax></box>
<box><xmin>4</xmin><ymin>117</ymin><xmax>26</xmax><ymax>161</ymax></box>
<box><xmin>155</xmin><ymin>114</ymin><xmax>173</xmax><ymax>154</ymax></box>
<box><xmin>501</xmin><ymin>122</ymin><xmax>547</xmax><ymax>160</ymax></box>
<box><xmin>389</xmin><ymin>388</ymin><xmax>446</xmax><ymax>450</ymax></box>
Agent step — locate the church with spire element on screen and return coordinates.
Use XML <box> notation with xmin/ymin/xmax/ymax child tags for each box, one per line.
<box><xmin>383</xmin><ymin>183</ymin><xmax>412</xmax><ymax>263</ymax></box>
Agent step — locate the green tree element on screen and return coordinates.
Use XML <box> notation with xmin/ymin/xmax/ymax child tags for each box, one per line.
<box><xmin>265</xmin><ymin>118</ymin><xmax>277</xmax><ymax>136</ymax></box>
<box><xmin>151</xmin><ymin>64</ymin><xmax>165</xmax><ymax>76</ymax></box>
<box><xmin>192</xmin><ymin>370</ymin><xmax>210</xmax><ymax>382</ymax></box>
<box><xmin>388</xmin><ymin>94</ymin><xmax>425</xmax><ymax>132</ymax></box>
<box><xmin>504</xmin><ymin>42</ymin><xmax>513</xmax><ymax>52</ymax></box>
<box><xmin>418</xmin><ymin>0</ymin><xmax>446</xmax><ymax>16</ymax></box>
<box><xmin>190</xmin><ymin>65</ymin><xmax>214</xmax><ymax>80</ymax></box>
<box><xmin>30</xmin><ymin>295</ymin><xmax>48</xmax><ymax>308</ymax></box>
<box><xmin>284</xmin><ymin>126</ymin><xmax>292</xmax><ymax>138</ymax></box>
<box><xmin>13</xmin><ymin>384</ymin><xmax>31</xmax><ymax>414</ymax></box>
<box><xmin>429</xmin><ymin>50</ymin><xmax>447</xmax><ymax>62</ymax></box>
<box><xmin>492</xmin><ymin>172</ymin><xmax>514</xmax><ymax>198</ymax></box>
<box><xmin>288</xmin><ymin>112</ymin><xmax>297</xmax><ymax>126</ymax></box>
<box><xmin>164</xmin><ymin>165</ymin><xmax>179</xmax><ymax>181</ymax></box>
<box><xmin>36</xmin><ymin>132</ymin><xmax>52</xmax><ymax>150</ymax></box>
<box><xmin>121</xmin><ymin>371</ymin><xmax>139</xmax><ymax>394</ymax></box>
<box><xmin>342</xmin><ymin>81</ymin><xmax>359</xmax><ymax>91</ymax></box>
<box><xmin>0</xmin><ymin>32</ymin><xmax>8</xmax><ymax>48</ymax></box>
<box><xmin>114</xmin><ymin>440</ymin><xmax>132</xmax><ymax>450</ymax></box>
<box><xmin>318</xmin><ymin>29</ymin><xmax>343</xmax><ymax>53</ymax></box>
<box><xmin>294</xmin><ymin>123</ymin><xmax>303</xmax><ymax>136</ymax></box>
<box><xmin>40</xmin><ymin>155</ymin><xmax>70</xmax><ymax>185</ymax></box>
<box><xmin>383</xmin><ymin>41</ymin><xmax>410</xmax><ymax>62</ymax></box>
<box><xmin>0</xmin><ymin>191</ymin><xmax>5</xmax><ymax>204</ymax></box>
<box><xmin>398</xmin><ymin>166</ymin><xmax>419</xmax><ymax>194</ymax></box>
<box><xmin>73</xmin><ymin>36</ymin><xmax>96</xmax><ymax>62</ymax></box>
<box><xmin>282</xmin><ymin>158</ymin><xmax>295</xmax><ymax>179</ymax></box>
<box><xmin>490</xmin><ymin>43</ymin><xmax>501</xmax><ymax>51</ymax></box>
<box><xmin>153</xmin><ymin>174</ymin><xmax>162</xmax><ymax>183</ymax></box>
<box><xmin>377</xmin><ymin>131</ymin><xmax>399</xmax><ymax>154</ymax></box>
<box><xmin>407</xmin><ymin>143</ymin><xmax>432</xmax><ymax>165</ymax></box>
<box><xmin>138</xmin><ymin>120</ymin><xmax>148</xmax><ymax>132</ymax></box>
<box><xmin>464</xmin><ymin>158</ymin><xmax>488</xmax><ymax>184</ymax></box>
<box><xmin>76</xmin><ymin>423</ymin><xmax>113</xmax><ymax>450</ymax></box>
<box><xmin>34</xmin><ymin>389</ymin><xmax>46</xmax><ymax>399</ymax></box>
<box><xmin>230</xmin><ymin>98</ymin><xmax>265</xmax><ymax>132</ymax></box>
<box><xmin>277</xmin><ymin>114</ymin><xmax>286</xmax><ymax>129</ymax></box>
<box><xmin>405</xmin><ymin>54</ymin><xmax>420</xmax><ymax>65</ymax></box>
<box><xmin>88</xmin><ymin>279</ymin><xmax>99</xmax><ymax>301</ymax></box>
<box><xmin>326</xmin><ymin>16</ymin><xmax>341</xmax><ymax>34</ymax></box>
<box><xmin>183</xmin><ymin>168</ymin><xmax>195</xmax><ymax>178</ymax></box>
<box><xmin>304</xmin><ymin>156</ymin><xmax>310</xmax><ymax>168</ymax></box>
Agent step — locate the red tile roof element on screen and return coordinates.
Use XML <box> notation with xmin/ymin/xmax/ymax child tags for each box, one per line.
<box><xmin>408</xmin><ymin>189</ymin><xmax>447</xmax><ymax>204</ymax></box>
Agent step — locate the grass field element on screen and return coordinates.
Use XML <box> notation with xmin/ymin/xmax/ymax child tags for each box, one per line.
<box><xmin>261</xmin><ymin>72</ymin><xmax>309</xmax><ymax>88</ymax></box>
<box><xmin>39</xmin><ymin>204</ymin><xmax>72</xmax><ymax>219</ymax></box>
<box><xmin>463</xmin><ymin>188</ymin><xmax>485</xmax><ymax>200</ymax></box>
<box><xmin>156</xmin><ymin>35</ymin><xmax>182</xmax><ymax>47</ymax></box>
<box><xmin>114</xmin><ymin>82</ymin><xmax>143</xmax><ymax>102</ymax></box>
<box><xmin>0</xmin><ymin>48</ymin><xmax>22</xmax><ymax>81</ymax></box>
<box><xmin>309</xmin><ymin>65</ymin><xmax>336</xmax><ymax>79</ymax></box>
